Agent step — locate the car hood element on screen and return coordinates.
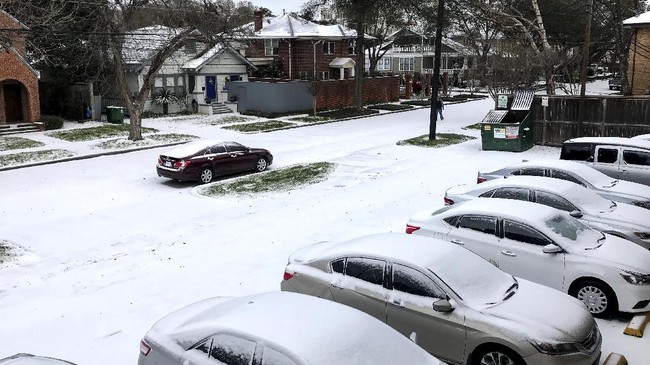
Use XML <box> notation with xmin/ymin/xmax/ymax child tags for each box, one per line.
<box><xmin>602</xmin><ymin>180</ymin><xmax>650</xmax><ymax>200</ymax></box>
<box><xmin>593</xmin><ymin>203</ymin><xmax>650</xmax><ymax>230</ymax></box>
<box><xmin>481</xmin><ymin>280</ymin><xmax>594</xmax><ymax>342</ymax></box>
<box><xmin>578</xmin><ymin>234</ymin><xmax>650</xmax><ymax>273</ymax></box>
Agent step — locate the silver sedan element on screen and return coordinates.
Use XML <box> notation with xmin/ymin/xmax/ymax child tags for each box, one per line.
<box><xmin>282</xmin><ymin>233</ymin><xmax>601</xmax><ymax>365</ymax></box>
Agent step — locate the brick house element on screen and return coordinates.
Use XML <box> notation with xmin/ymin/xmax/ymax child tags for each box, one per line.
<box><xmin>244</xmin><ymin>11</ymin><xmax>358</xmax><ymax>80</ymax></box>
<box><xmin>0</xmin><ymin>10</ymin><xmax>40</xmax><ymax>125</ymax></box>
<box><xmin>624</xmin><ymin>11</ymin><xmax>650</xmax><ymax>95</ymax></box>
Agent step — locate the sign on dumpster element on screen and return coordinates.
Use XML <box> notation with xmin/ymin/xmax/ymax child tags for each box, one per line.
<box><xmin>494</xmin><ymin>128</ymin><xmax>506</xmax><ymax>138</ymax></box>
<box><xmin>506</xmin><ymin>126</ymin><xmax>519</xmax><ymax>139</ymax></box>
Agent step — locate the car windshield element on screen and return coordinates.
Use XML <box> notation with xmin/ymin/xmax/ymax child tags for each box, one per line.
<box><xmin>544</xmin><ymin>214</ymin><xmax>603</xmax><ymax>249</ymax></box>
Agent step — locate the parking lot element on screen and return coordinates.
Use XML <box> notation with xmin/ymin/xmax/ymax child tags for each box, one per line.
<box><xmin>0</xmin><ymin>93</ymin><xmax>647</xmax><ymax>364</ymax></box>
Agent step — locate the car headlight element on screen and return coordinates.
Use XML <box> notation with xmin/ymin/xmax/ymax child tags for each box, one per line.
<box><xmin>634</xmin><ymin>232</ymin><xmax>650</xmax><ymax>240</ymax></box>
<box><xmin>530</xmin><ymin>341</ymin><xmax>579</xmax><ymax>355</ymax></box>
<box><xmin>620</xmin><ymin>270</ymin><xmax>650</xmax><ymax>285</ymax></box>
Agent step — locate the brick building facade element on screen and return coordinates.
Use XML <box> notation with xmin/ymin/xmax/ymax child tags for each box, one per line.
<box><xmin>0</xmin><ymin>10</ymin><xmax>40</xmax><ymax>124</ymax></box>
<box><xmin>624</xmin><ymin>11</ymin><xmax>650</xmax><ymax>95</ymax></box>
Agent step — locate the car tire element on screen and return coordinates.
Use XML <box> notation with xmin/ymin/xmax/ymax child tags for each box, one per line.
<box><xmin>569</xmin><ymin>279</ymin><xmax>618</xmax><ymax>318</ymax></box>
<box><xmin>472</xmin><ymin>345</ymin><xmax>524</xmax><ymax>365</ymax></box>
<box><xmin>199</xmin><ymin>167</ymin><xmax>214</xmax><ymax>184</ymax></box>
<box><xmin>255</xmin><ymin>158</ymin><xmax>268</xmax><ymax>173</ymax></box>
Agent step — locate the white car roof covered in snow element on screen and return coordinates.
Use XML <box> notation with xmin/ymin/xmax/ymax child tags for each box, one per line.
<box><xmin>440</xmin><ymin>198</ymin><xmax>558</xmax><ymax>223</ymax></box>
<box><xmin>466</xmin><ymin>175</ymin><xmax>582</xmax><ymax>195</ymax></box>
<box><xmin>148</xmin><ymin>291</ymin><xmax>439</xmax><ymax>365</ymax></box>
<box><xmin>565</xmin><ymin>136</ymin><xmax>650</xmax><ymax>149</ymax></box>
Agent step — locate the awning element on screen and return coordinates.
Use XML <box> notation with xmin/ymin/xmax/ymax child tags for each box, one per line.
<box><xmin>329</xmin><ymin>57</ymin><xmax>356</xmax><ymax>68</ymax></box>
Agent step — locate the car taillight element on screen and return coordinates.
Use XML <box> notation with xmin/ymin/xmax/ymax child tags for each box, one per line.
<box><xmin>444</xmin><ymin>197</ymin><xmax>454</xmax><ymax>205</ymax></box>
<box><xmin>477</xmin><ymin>176</ymin><xmax>487</xmax><ymax>183</ymax></box>
<box><xmin>173</xmin><ymin>160</ymin><xmax>191</xmax><ymax>169</ymax></box>
<box><xmin>283</xmin><ymin>270</ymin><xmax>295</xmax><ymax>281</ymax></box>
<box><xmin>405</xmin><ymin>224</ymin><xmax>420</xmax><ymax>234</ymax></box>
<box><xmin>140</xmin><ymin>339</ymin><xmax>151</xmax><ymax>356</ymax></box>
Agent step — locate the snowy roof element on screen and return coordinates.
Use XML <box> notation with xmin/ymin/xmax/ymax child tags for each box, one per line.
<box><xmin>148</xmin><ymin>291</ymin><xmax>440</xmax><ymax>365</ymax></box>
<box><xmin>181</xmin><ymin>44</ymin><xmax>256</xmax><ymax>71</ymax></box>
<box><xmin>246</xmin><ymin>14</ymin><xmax>356</xmax><ymax>39</ymax></box>
<box><xmin>623</xmin><ymin>11</ymin><xmax>650</xmax><ymax>26</ymax></box>
<box><xmin>566</xmin><ymin>136</ymin><xmax>650</xmax><ymax>149</ymax></box>
<box><xmin>122</xmin><ymin>26</ymin><xmax>180</xmax><ymax>64</ymax></box>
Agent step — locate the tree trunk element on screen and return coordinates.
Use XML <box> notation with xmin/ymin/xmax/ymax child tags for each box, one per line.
<box><xmin>163</xmin><ymin>102</ymin><xmax>169</xmax><ymax>115</ymax></box>
<box><xmin>354</xmin><ymin>20</ymin><xmax>365</xmax><ymax>110</ymax></box>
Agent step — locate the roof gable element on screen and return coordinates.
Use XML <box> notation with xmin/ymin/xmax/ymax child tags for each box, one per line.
<box><xmin>624</xmin><ymin>11</ymin><xmax>650</xmax><ymax>26</ymax></box>
<box><xmin>247</xmin><ymin>14</ymin><xmax>356</xmax><ymax>39</ymax></box>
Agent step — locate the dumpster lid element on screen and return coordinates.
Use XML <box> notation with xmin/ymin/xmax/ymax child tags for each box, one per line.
<box><xmin>480</xmin><ymin>110</ymin><xmax>508</xmax><ymax>124</ymax></box>
<box><xmin>510</xmin><ymin>90</ymin><xmax>535</xmax><ymax>110</ymax></box>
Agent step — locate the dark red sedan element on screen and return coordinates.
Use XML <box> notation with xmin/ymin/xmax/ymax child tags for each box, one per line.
<box><xmin>156</xmin><ymin>140</ymin><xmax>273</xmax><ymax>184</ymax></box>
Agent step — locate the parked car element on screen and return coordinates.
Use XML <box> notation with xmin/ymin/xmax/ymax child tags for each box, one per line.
<box><xmin>444</xmin><ymin>176</ymin><xmax>650</xmax><ymax>249</ymax></box>
<box><xmin>138</xmin><ymin>291</ymin><xmax>442</xmax><ymax>365</ymax></box>
<box><xmin>477</xmin><ymin>159</ymin><xmax>650</xmax><ymax>209</ymax></box>
<box><xmin>156</xmin><ymin>140</ymin><xmax>273</xmax><ymax>184</ymax></box>
<box><xmin>608</xmin><ymin>77</ymin><xmax>622</xmax><ymax>90</ymax></box>
<box><xmin>632</xmin><ymin>133</ymin><xmax>650</xmax><ymax>141</ymax></box>
<box><xmin>0</xmin><ymin>354</ymin><xmax>76</xmax><ymax>364</ymax></box>
<box><xmin>560</xmin><ymin>137</ymin><xmax>650</xmax><ymax>186</ymax></box>
<box><xmin>281</xmin><ymin>233</ymin><xmax>601</xmax><ymax>365</ymax></box>
<box><xmin>407</xmin><ymin>198</ymin><xmax>650</xmax><ymax>317</ymax></box>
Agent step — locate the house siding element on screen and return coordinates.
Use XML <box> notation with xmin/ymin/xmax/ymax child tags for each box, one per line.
<box><xmin>628</xmin><ymin>27</ymin><xmax>650</xmax><ymax>95</ymax></box>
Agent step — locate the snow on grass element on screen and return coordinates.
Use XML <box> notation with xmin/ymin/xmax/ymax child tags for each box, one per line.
<box><xmin>397</xmin><ymin>133</ymin><xmax>476</xmax><ymax>148</ymax></box>
<box><xmin>0</xmin><ymin>149</ymin><xmax>74</xmax><ymax>167</ymax></box>
<box><xmin>94</xmin><ymin>133</ymin><xmax>199</xmax><ymax>150</ymax></box>
<box><xmin>0</xmin><ymin>136</ymin><xmax>45</xmax><ymax>151</ymax></box>
<box><xmin>222</xmin><ymin>120</ymin><xmax>296</xmax><ymax>133</ymax></box>
<box><xmin>48</xmin><ymin>124</ymin><xmax>158</xmax><ymax>141</ymax></box>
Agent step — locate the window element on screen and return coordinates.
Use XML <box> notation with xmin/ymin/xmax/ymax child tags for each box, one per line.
<box><xmin>550</xmin><ymin>170</ymin><xmax>586</xmax><ymax>187</ymax></box>
<box><xmin>623</xmin><ymin>150</ymin><xmax>650</xmax><ymax>166</ymax></box>
<box><xmin>192</xmin><ymin>334</ymin><xmax>255</xmax><ymax>365</ymax></box>
<box><xmin>331</xmin><ymin>258</ymin><xmax>344</xmax><ymax>273</ymax></box>
<box><xmin>399</xmin><ymin>58</ymin><xmax>415</xmax><ymax>71</ymax></box>
<box><xmin>345</xmin><ymin>258</ymin><xmax>385</xmax><ymax>285</ymax></box>
<box><xmin>320</xmin><ymin>8</ymin><xmax>333</xmax><ymax>20</ymax></box>
<box><xmin>479</xmin><ymin>189</ymin><xmax>497</xmax><ymax>198</ymax></box>
<box><xmin>377</xmin><ymin>58</ymin><xmax>391</xmax><ymax>71</ymax></box>
<box><xmin>225</xmin><ymin>142</ymin><xmax>247</xmax><ymax>153</ymax></box>
<box><xmin>535</xmin><ymin>191</ymin><xmax>577</xmax><ymax>212</ymax></box>
<box><xmin>492</xmin><ymin>187</ymin><xmax>529</xmax><ymax>201</ymax></box>
<box><xmin>320</xmin><ymin>71</ymin><xmax>330</xmax><ymax>80</ymax></box>
<box><xmin>208</xmin><ymin>144</ymin><xmax>226</xmax><ymax>154</ymax></box>
<box><xmin>262</xmin><ymin>347</ymin><xmax>298</xmax><ymax>365</ymax></box>
<box><xmin>561</xmin><ymin>143</ymin><xmax>593</xmax><ymax>161</ymax></box>
<box><xmin>597</xmin><ymin>148</ymin><xmax>618</xmax><ymax>163</ymax></box>
<box><xmin>348</xmin><ymin>39</ymin><xmax>356</xmax><ymax>55</ymax></box>
<box><xmin>265</xmin><ymin>39</ymin><xmax>279</xmax><ymax>56</ymax></box>
<box><xmin>392</xmin><ymin>264</ymin><xmax>445</xmax><ymax>299</ymax></box>
<box><xmin>152</xmin><ymin>75</ymin><xmax>184</xmax><ymax>99</ymax></box>
<box><xmin>503</xmin><ymin>220</ymin><xmax>553</xmax><ymax>246</ymax></box>
<box><xmin>323</xmin><ymin>42</ymin><xmax>335</xmax><ymax>54</ymax></box>
<box><xmin>458</xmin><ymin>215</ymin><xmax>497</xmax><ymax>236</ymax></box>
<box><xmin>512</xmin><ymin>167</ymin><xmax>544</xmax><ymax>177</ymax></box>
<box><xmin>443</xmin><ymin>215</ymin><xmax>460</xmax><ymax>227</ymax></box>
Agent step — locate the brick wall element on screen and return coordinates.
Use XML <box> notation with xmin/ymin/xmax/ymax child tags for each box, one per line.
<box><xmin>315</xmin><ymin>76</ymin><xmax>400</xmax><ymax>111</ymax></box>
<box><xmin>628</xmin><ymin>28</ymin><xmax>650</xmax><ymax>95</ymax></box>
<box><xmin>0</xmin><ymin>10</ymin><xmax>40</xmax><ymax>124</ymax></box>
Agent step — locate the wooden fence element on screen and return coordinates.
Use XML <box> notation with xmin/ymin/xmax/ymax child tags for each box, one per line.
<box><xmin>531</xmin><ymin>95</ymin><xmax>650</xmax><ymax>146</ymax></box>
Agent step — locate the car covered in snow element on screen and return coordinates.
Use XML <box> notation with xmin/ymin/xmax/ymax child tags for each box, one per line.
<box><xmin>407</xmin><ymin>199</ymin><xmax>650</xmax><ymax>317</ymax></box>
<box><xmin>281</xmin><ymin>233</ymin><xmax>601</xmax><ymax>365</ymax></box>
<box><xmin>138</xmin><ymin>291</ymin><xmax>442</xmax><ymax>365</ymax></box>
<box><xmin>0</xmin><ymin>354</ymin><xmax>76</xmax><ymax>364</ymax></box>
<box><xmin>156</xmin><ymin>140</ymin><xmax>273</xmax><ymax>184</ymax></box>
<box><xmin>477</xmin><ymin>159</ymin><xmax>650</xmax><ymax>209</ymax></box>
<box><xmin>444</xmin><ymin>176</ymin><xmax>650</xmax><ymax>249</ymax></box>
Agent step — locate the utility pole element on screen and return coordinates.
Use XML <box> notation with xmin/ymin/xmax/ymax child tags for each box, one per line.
<box><xmin>429</xmin><ymin>0</ymin><xmax>445</xmax><ymax>140</ymax></box>
<box><xmin>577</xmin><ymin>0</ymin><xmax>594</xmax><ymax>137</ymax></box>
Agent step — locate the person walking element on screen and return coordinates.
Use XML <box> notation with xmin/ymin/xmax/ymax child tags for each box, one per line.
<box><xmin>436</xmin><ymin>98</ymin><xmax>444</xmax><ymax>120</ymax></box>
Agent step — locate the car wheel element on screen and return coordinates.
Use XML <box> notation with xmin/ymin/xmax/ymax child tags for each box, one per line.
<box><xmin>199</xmin><ymin>167</ymin><xmax>214</xmax><ymax>184</ymax></box>
<box><xmin>472</xmin><ymin>346</ymin><xmax>524</xmax><ymax>365</ymax></box>
<box><xmin>570</xmin><ymin>279</ymin><xmax>617</xmax><ymax>318</ymax></box>
<box><xmin>255</xmin><ymin>158</ymin><xmax>268</xmax><ymax>172</ymax></box>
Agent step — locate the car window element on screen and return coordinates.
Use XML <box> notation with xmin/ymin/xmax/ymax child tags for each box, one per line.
<box><xmin>550</xmin><ymin>169</ymin><xmax>587</xmax><ymax>187</ymax></box>
<box><xmin>443</xmin><ymin>215</ymin><xmax>460</xmax><ymax>227</ymax></box>
<box><xmin>392</xmin><ymin>264</ymin><xmax>446</xmax><ymax>299</ymax></box>
<box><xmin>561</xmin><ymin>143</ymin><xmax>593</xmax><ymax>161</ymax></box>
<box><xmin>479</xmin><ymin>189</ymin><xmax>496</xmax><ymax>198</ymax></box>
<box><xmin>330</xmin><ymin>258</ymin><xmax>345</xmax><ymax>274</ymax></box>
<box><xmin>345</xmin><ymin>258</ymin><xmax>385</xmax><ymax>285</ymax></box>
<box><xmin>492</xmin><ymin>187</ymin><xmax>529</xmax><ymax>201</ymax></box>
<box><xmin>458</xmin><ymin>215</ymin><xmax>497</xmax><ymax>236</ymax></box>
<box><xmin>503</xmin><ymin>220</ymin><xmax>553</xmax><ymax>246</ymax></box>
<box><xmin>225</xmin><ymin>142</ymin><xmax>247</xmax><ymax>153</ymax></box>
<box><xmin>596</xmin><ymin>148</ymin><xmax>618</xmax><ymax>164</ymax></box>
<box><xmin>512</xmin><ymin>167</ymin><xmax>544</xmax><ymax>176</ymax></box>
<box><xmin>262</xmin><ymin>347</ymin><xmax>299</xmax><ymax>365</ymax></box>
<box><xmin>209</xmin><ymin>144</ymin><xmax>227</xmax><ymax>154</ymax></box>
<box><xmin>535</xmin><ymin>191</ymin><xmax>577</xmax><ymax>212</ymax></box>
<box><xmin>192</xmin><ymin>334</ymin><xmax>255</xmax><ymax>365</ymax></box>
<box><xmin>623</xmin><ymin>150</ymin><xmax>650</xmax><ymax>166</ymax></box>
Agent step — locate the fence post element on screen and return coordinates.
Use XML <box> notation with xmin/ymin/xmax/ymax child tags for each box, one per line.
<box><xmin>600</xmin><ymin>98</ymin><xmax>607</xmax><ymax>136</ymax></box>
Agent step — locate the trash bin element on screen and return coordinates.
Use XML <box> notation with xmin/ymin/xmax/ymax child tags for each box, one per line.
<box><xmin>480</xmin><ymin>91</ymin><xmax>534</xmax><ymax>152</ymax></box>
<box><xmin>106</xmin><ymin>106</ymin><xmax>125</xmax><ymax>124</ymax></box>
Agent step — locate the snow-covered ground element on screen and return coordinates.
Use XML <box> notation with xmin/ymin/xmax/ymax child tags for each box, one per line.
<box><xmin>1</xmin><ymin>80</ymin><xmax>645</xmax><ymax>364</ymax></box>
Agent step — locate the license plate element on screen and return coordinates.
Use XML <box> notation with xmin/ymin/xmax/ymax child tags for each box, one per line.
<box><xmin>164</xmin><ymin>161</ymin><xmax>172</xmax><ymax>167</ymax></box>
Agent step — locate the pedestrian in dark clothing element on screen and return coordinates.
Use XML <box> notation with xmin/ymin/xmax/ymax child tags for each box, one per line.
<box><xmin>436</xmin><ymin>99</ymin><xmax>444</xmax><ymax>120</ymax></box>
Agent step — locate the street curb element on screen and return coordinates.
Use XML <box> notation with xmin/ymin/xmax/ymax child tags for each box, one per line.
<box><xmin>624</xmin><ymin>312</ymin><xmax>650</xmax><ymax>337</ymax></box>
<box><xmin>0</xmin><ymin>140</ymin><xmax>189</xmax><ymax>172</ymax></box>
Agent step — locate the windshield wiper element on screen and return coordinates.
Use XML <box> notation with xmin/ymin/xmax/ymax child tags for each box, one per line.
<box><xmin>586</xmin><ymin>233</ymin><xmax>606</xmax><ymax>250</ymax></box>
<box><xmin>503</xmin><ymin>280</ymin><xmax>519</xmax><ymax>301</ymax></box>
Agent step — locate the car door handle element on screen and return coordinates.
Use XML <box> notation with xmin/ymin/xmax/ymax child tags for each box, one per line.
<box><xmin>207</xmin><ymin>157</ymin><xmax>214</xmax><ymax>161</ymax></box>
<box><xmin>331</xmin><ymin>283</ymin><xmax>343</xmax><ymax>290</ymax></box>
<box><xmin>501</xmin><ymin>250</ymin><xmax>517</xmax><ymax>257</ymax></box>
<box><xmin>451</xmin><ymin>239</ymin><xmax>464</xmax><ymax>245</ymax></box>
<box><xmin>392</xmin><ymin>300</ymin><xmax>404</xmax><ymax>307</ymax></box>
<box><xmin>230</xmin><ymin>154</ymin><xmax>238</xmax><ymax>158</ymax></box>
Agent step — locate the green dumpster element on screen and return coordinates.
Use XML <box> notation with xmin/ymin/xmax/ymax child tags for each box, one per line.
<box><xmin>106</xmin><ymin>106</ymin><xmax>125</xmax><ymax>124</ymax></box>
<box><xmin>480</xmin><ymin>92</ymin><xmax>534</xmax><ymax>152</ymax></box>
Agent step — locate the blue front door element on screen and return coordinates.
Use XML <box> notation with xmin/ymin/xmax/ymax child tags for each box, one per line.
<box><xmin>205</xmin><ymin>76</ymin><xmax>216</xmax><ymax>101</ymax></box>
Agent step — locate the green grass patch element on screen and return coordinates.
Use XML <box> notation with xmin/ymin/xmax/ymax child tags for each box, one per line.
<box><xmin>0</xmin><ymin>149</ymin><xmax>74</xmax><ymax>168</ymax></box>
<box><xmin>222</xmin><ymin>120</ymin><xmax>295</xmax><ymax>132</ymax></box>
<box><xmin>200</xmin><ymin>162</ymin><xmax>336</xmax><ymax>197</ymax></box>
<box><xmin>317</xmin><ymin>108</ymin><xmax>379</xmax><ymax>119</ymax></box>
<box><xmin>397</xmin><ymin>133</ymin><xmax>476</xmax><ymax>148</ymax></box>
<box><xmin>0</xmin><ymin>136</ymin><xmax>45</xmax><ymax>151</ymax></box>
<box><xmin>288</xmin><ymin>115</ymin><xmax>331</xmax><ymax>123</ymax></box>
<box><xmin>463</xmin><ymin>123</ymin><xmax>483</xmax><ymax>130</ymax></box>
<box><xmin>95</xmin><ymin>133</ymin><xmax>199</xmax><ymax>150</ymax></box>
<box><xmin>47</xmin><ymin>124</ymin><xmax>158</xmax><ymax>141</ymax></box>
<box><xmin>210</xmin><ymin>115</ymin><xmax>255</xmax><ymax>125</ymax></box>
<box><xmin>367</xmin><ymin>104</ymin><xmax>413</xmax><ymax>111</ymax></box>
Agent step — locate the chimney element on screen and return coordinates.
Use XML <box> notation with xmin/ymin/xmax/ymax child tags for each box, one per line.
<box><xmin>254</xmin><ymin>9</ymin><xmax>263</xmax><ymax>32</ymax></box>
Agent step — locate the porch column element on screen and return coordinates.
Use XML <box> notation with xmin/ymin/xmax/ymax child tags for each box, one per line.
<box><xmin>339</xmin><ymin>68</ymin><xmax>344</xmax><ymax>80</ymax></box>
<box><xmin>350</xmin><ymin>66</ymin><xmax>355</xmax><ymax>78</ymax></box>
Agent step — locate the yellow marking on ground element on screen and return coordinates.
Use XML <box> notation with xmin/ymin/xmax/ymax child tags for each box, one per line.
<box><xmin>623</xmin><ymin>312</ymin><xmax>650</xmax><ymax>338</ymax></box>
<box><xmin>603</xmin><ymin>352</ymin><xmax>627</xmax><ymax>365</ymax></box>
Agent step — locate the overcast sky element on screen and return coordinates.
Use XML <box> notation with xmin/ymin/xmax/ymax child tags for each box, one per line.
<box><xmin>252</xmin><ymin>0</ymin><xmax>305</xmax><ymax>16</ymax></box>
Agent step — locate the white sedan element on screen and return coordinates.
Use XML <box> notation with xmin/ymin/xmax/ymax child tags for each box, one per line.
<box><xmin>444</xmin><ymin>176</ymin><xmax>650</xmax><ymax>249</ymax></box>
<box><xmin>407</xmin><ymin>198</ymin><xmax>650</xmax><ymax>317</ymax></box>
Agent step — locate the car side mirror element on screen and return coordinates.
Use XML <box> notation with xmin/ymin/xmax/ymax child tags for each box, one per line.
<box><xmin>569</xmin><ymin>210</ymin><xmax>583</xmax><ymax>218</ymax></box>
<box><xmin>542</xmin><ymin>244</ymin><xmax>563</xmax><ymax>254</ymax></box>
<box><xmin>433</xmin><ymin>299</ymin><xmax>454</xmax><ymax>312</ymax></box>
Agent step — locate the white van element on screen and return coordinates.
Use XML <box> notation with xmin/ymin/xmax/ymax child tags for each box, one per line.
<box><xmin>560</xmin><ymin>137</ymin><xmax>650</xmax><ymax>186</ymax></box>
